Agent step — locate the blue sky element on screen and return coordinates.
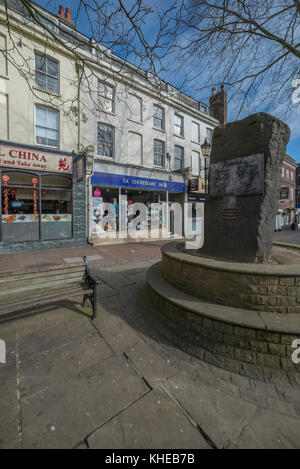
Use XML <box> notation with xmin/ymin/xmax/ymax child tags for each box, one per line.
<box><xmin>32</xmin><ymin>0</ymin><xmax>300</xmax><ymax>162</ymax></box>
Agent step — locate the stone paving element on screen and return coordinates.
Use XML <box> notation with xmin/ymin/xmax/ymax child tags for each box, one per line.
<box><xmin>1</xmin><ymin>250</ymin><xmax>300</xmax><ymax>448</ymax></box>
<box><xmin>274</xmin><ymin>230</ymin><xmax>300</xmax><ymax>246</ymax></box>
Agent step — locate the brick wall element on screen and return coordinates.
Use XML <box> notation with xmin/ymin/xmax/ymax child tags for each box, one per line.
<box><xmin>148</xmin><ymin>283</ymin><xmax>300</xmax><ymax>384</ymax></box>
<box><xmin>162</xmin><ymin>252</ymin><xmax>300</xmax><ymax>314</ymax></box>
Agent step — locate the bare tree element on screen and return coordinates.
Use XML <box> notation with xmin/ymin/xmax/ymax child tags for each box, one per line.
<box><xmin>1</xmin><ymin>0</ymin><xmax>299</xmax><ymax>124</ymax></box>
<box><xmin>167</xmin><ymin>0</ymin><xmax>300</xmax><ymax>120</ymax></box>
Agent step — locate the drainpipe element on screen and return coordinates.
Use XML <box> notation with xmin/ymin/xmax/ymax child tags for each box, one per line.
<box><xmin>83</xmin><ymin>145</ymin><xmax>95</xmax><ymax>244</ymax></box>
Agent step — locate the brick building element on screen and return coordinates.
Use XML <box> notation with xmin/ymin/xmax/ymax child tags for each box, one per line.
<box><xmin>278</xmin><ymin>154</ymin><xmax>297</xmax><ymax>227</ymax></box>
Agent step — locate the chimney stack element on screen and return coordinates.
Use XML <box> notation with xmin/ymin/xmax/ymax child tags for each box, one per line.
<box><xmin>65</xmin><ymin>7</ymin><xmax>71</xmax><ymax>22</ymax></box>
<box><xmin>209</xmin><ymin>84</ymin><xmax>227</xmax><ymax>125</ymax></box>
<box><xmin>58</xmin><ymin>5</ymin><xmax>64</xmax><ymax>17</ymax></box>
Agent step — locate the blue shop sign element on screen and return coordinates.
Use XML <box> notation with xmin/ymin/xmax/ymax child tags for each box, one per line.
<box><xmin>91</xmin><ymin>172</ymin><xmax>186</xmax><ymax>193</ymax></box>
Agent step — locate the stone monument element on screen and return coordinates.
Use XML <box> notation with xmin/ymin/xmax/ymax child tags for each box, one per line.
<box><xmin>147</xmin><ymin>113</ymin><xmax>300</xmax><ymax>384</ymax></box>
<box><xmin>201</xmin><ymin>113</ymin><xmax>290</xmax><ymax>263</ymax></box>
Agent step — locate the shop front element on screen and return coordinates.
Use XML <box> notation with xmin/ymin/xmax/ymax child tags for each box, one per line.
<box><xmin>90</xmin><ymin>170</ymin><xmax>186</xmax><ymax>242</ymax></box>
<box><xmin>0</xmin><ymin>141</ymin><xmax>87</xmax><ymax>253</ymax></box>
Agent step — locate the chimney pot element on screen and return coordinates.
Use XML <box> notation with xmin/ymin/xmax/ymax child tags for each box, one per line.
<box><xmin>65</xmin><ymin>7</ymin><xmax>71</xmax><ymax>22</ymax></box>
<box><xmin>58</xmin><ymin>5</ymin><xmax>64</xmax><ymax>17</ymax></box>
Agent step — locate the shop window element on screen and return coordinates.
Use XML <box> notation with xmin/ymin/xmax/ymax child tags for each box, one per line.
<box><xmin>42</xmin><ymin>175</ymin><xmax>72</xmax><ymax>188</ymax></box>
<box><xmin>92</xmin><ymin>187</ymin><xmax>119</xmax><ymax>234</ymax></box>
<box><xmin>1</xmin><ymin>172</ymin><xmax>39</xmax><ymax>242</ymax></box>
<box><xmin>153</xmin><ymin>105</ymin><xmax>164</xmax><ymax>130</ymax></box>
<box><xmin>1</xmin><ymin>171</ymin><xmax>39</xmax><ymax>186</ymax></box>
<box><xmin>154</xmin><ymin>139</ymin><xmax>165</xmax><ymax>167</ymax></box>
<box><xmin>174</xmin><ymin>146</ymin><xmax>184</xmax><ymax>170</ymax></box>
<box><xmin>98</xmin><ymin>81</ymin><xmax>115</xmax><ymax>113</ymax></box>
<box><xmin>35</xmin><ymin>105</ymin><xmax>60</xmax><ymax>148</ymax></box>
<box><xmin>0</xmin><ymin>171</ymin><xmax>72</xmax><ymax>243</ymax></box>
<box><xmin>41</xmin><ymin>189</ymin><xmax>72</xmax><ymax>240</ymax></box>
<box><xmin>35</xmin><ymin>53</ymin><xmax>59</xmax><ymax>94</ymax></box>
<box><xmin>97</xmin><ymin>123</ymin><xmax>114</xmax><ymax>158</ymax></box>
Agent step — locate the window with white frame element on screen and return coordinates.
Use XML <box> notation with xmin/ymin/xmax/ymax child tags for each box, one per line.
<box><xmin>128</xmin><ymin>132</ymin><xmax>142</xmax><ymax>165</ymax></box>
<box><xmin>35</xmin><ymin>53</ymin><xmax>59</xmax><ymax>94</ymax></box>
<box><xmin>154</xmin><ymin>139</ymin><xmax>165</xmax><ymax>167</ymax></box>
<box><xmin>128</xmin><ymin>95</ymin><xmax>143</xmax><ymax>123</ymax></box>
<box><xmin>291</xmin><ymin>171</ymin><xmax>294</xmax><ymax>181</ymax></box>
<box><xmin>153</xmin><ymin>105</ymin><xmax>165</xmax><ymax>130</ymax></box>
<box><xmin>35</xmin><ymin>105</ymin><xmax>59</xmax><ymax>148</ymax></box>
<box><xmin>98</xmin><ymin>81</ymin><xmax>115</xmax><ymax>113</ymax></box>
<box><xmin>174</xmin><ymin>114</ymin><xmax>184</xmax><ymax>137</ymax></box>
<box><xmin>206</xmin><ymin>127</ymin><xmax>213</xmax><ymax>143</ymax></box>
<box><xmin>191</xmin><ymin>150</ymin><xmax>200</xmax><ymax>175</ymax></box>
<box><xmin>174</xmin><ymin>145</ymin><xmax>184</xmax><ymax>170</ymax></box>
<box><xmin>192</xmin><ymin>122</ymin><xmax>200</xmax><ymax>143</ymax></box>
<box><xmin>281</xmin><ymin>167</ymin><xmax>284</xmax><ymax>177</ymax></box>
<box><xmin>0</xmin><ymin>34</ymin><xmax>7</xmax><ymax>76</ymax></box>
<box><xmin>286</xmin><ymin>169</ymin><xmax>289</xmax><ymax>179</ymax></box>
<box><xmin>291</xmin><ymin>189</ymin><xmax>294</xmax><ymax>202</ymax></box>
<box><xmin>97</xmin><ymin>123</ymin><xmax>114</xmax><ymax>158</ymax></box>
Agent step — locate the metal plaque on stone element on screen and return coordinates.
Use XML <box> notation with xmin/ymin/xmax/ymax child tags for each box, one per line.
<box><xmin>209</xmin><ymin>153</ymin><xmax>264</xmax><ymax>197</ymax></box>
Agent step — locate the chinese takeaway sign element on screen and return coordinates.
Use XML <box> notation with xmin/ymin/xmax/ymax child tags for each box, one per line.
<box><xmin>0</xmin><ymin>145</ymin><xmax>73</xmax><ymax>174</ymax></box>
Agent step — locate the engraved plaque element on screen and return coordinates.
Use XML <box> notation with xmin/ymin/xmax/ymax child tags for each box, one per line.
<box><xmin>210</xmin><ymin>154</ymin><xmax>264</xmax><ymax>197</ymax></box>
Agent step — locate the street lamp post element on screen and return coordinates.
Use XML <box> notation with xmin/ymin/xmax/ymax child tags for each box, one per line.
<box><xmin>200</xmin><ymin>138</ymin><xmax>212</xmax><ymax>196</ymax></box>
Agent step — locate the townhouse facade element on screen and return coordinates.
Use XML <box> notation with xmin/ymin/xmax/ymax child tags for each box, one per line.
<box><xmin>0</xmin><ymin>0</ymin><xmax>223</xmax><ymax>252</ymax></box>
<box><xmin>0</xmin><ymin>0</ymin><xmax>87</xmax><ymax>253</ymax></box>
<box><xmin>79</xmin><ymin>49</ymin><xmax>222</xmax><ymax>242</ymax></box>
<box><xmin>277</xmin><ymin>154</ymin><xmax>297</xmax><ymax>229</ymax></box>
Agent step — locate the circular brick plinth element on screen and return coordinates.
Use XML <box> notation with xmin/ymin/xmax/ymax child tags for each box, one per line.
<box><xmin>147</xmin><ymin>262</ymin><xmax>300</xmax><ymax>384</ymax></box>
<box><xmin>161</xmin><ymin>243</ymin><xmax>300</xmax><ymax>314</ymax></box>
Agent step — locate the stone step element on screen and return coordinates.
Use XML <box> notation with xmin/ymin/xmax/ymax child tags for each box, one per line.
<box><xmin>147</xmin><ymin>262</ymin><xmax>300</xmax><ymax>385</ymax></box>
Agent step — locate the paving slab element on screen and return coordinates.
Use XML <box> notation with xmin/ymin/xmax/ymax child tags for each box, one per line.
<box><xmin>227</xmin><ymin>407</ymin><xmax>300</xmax><ymax>449</ymax></box>
<box><xmin>19</xmin><ymin>333</ymin><xmax>112</xmax><ymax>396</ymax></box>
<box><xmin>16</xmin><ymin>309</ymin><xmax>95</xmax><ymax>363</ymax></box>
<box><xmin>87</xmin><ymin>387</ymin><xmax>210</xmax><ymax>449</ymax></box>
<box><xmin>93</xmin><ymin>315</ymin><xmax>141</xmax><ymax>355</ymax></box>
<box><xmin>21</xmin><ymin>355</ymin><xmax>149</xmax><ymax>449</ymax></box>
<box><xmin>164</xmin><ymin>370</ymin><xmax>257</xmax><ymax>449</ymax></box>
<box><xmin>125</xmin><ymin>341</ymin><xmax>179</xmax><ymax>388</ymax></box>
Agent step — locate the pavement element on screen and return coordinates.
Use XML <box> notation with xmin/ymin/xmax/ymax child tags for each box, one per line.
<box><xmin>1</xmin><ymin>241</ymin><xmax>300</xmax><ymax>449</ymax></box>
<box><xmin>274</xmin><ymin>230</ymin><xmax>300</xmax><ymax>246</ymax></box>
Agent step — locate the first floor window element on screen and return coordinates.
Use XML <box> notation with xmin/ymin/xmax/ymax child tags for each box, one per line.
<box><xmin>174</xmin><ymin>146</ymin><xmax>184</xmax><ymax>170</ymax></box>
<box><xmin>154</xmin><ymin>139</ymin><xmax>165</xmax><ymax>167</ymax></box>
<box><xmin>35</xmin><ymin>105</ymin><xmax>59</xmax><ymax>148</ymax></box>
<box><xmin>97</xmin><ymin>123</ymin><xmax>114</xmax><ymax>158</ymax></box>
